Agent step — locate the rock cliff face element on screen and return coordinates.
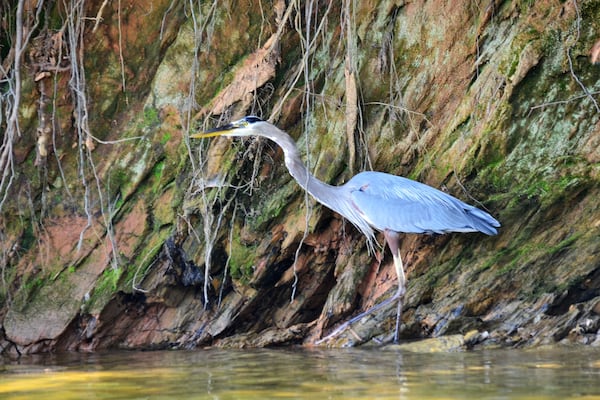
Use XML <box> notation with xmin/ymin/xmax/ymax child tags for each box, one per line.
<box><xmin>1</xmin><ymin>0</ymin><xmax>599</xmax><ymax>354</ymax></box>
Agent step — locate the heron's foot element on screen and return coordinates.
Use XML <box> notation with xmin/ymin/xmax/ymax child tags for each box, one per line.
<box><xmin>315</xmin><ymin>290</ymin><xmax>404</xmax><ymax>345</ymax></box>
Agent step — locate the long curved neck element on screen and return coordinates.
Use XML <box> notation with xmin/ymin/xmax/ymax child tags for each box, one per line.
<box><xmin>256</xmin><ymin>122</ymin><xmax>376</xmax><ymax>249</ymax></box>
<box><xmin>267</xmin><ymin>128</ymin><xmax>338</xmax><ymax>206</ymax></box>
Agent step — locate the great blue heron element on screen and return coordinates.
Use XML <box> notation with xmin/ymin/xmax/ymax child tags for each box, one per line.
<box><xmin>192</xmin><ymin>116</ymin><xmax>500</xmax><ymax>343</ymax></box>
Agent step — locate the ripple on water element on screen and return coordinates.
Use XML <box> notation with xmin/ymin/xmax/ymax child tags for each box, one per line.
<box><xmin>1</xmin><ymin>346</ymin><xmax>600</xmax><ymax>399</ymax></box>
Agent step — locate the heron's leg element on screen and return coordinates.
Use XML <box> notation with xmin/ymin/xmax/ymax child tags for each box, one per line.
<box><xmin>315</xmin><ymin>230</ymin><xmax>406</xmax><ymax>345</ymax></box>
<box><xmin>383</xmin><ymin>230</ymin><xmax>406</xmax><ymax>343</ymax></box>
<box><xmin>315</xmin><ymin>289</ymin><xmax>403</xmax><ymax>344</ymax></box>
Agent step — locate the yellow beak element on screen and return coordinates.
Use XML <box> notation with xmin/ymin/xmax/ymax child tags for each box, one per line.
<box><xmin>190</xmin><ymin>122</ymin><xmax>237</xmax><ymax>139</ymax></box>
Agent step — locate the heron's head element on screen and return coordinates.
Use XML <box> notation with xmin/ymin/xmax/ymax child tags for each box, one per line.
<box><xmin>191</xmin><ymin>116</ymin><xmax>265</xmax><ymax>139</ymax></box>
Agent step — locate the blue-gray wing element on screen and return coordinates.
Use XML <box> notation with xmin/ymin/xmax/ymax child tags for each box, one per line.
<box><xmin>346</xmin><ymin>171</ymin><xmax>500</xmax><ymax>235</ymax></box>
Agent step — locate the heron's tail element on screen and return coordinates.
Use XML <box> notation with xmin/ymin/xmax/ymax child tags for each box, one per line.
<box><xmin>466</xmin><ymin>207</ymin><xmax>501</xmax><ymax>235</ymax></box>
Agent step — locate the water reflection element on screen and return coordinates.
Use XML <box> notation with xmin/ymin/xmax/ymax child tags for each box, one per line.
<box><xmin>1</xmin><ymin>346</ymin><xmax>600</xmax><ymax>399</ymax></box>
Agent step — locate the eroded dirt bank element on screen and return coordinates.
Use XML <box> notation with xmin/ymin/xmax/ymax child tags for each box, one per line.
<box><xmin>1</xmin><ymin>0</ymin><xmax>599</xmax><ymax>354</ymax></box>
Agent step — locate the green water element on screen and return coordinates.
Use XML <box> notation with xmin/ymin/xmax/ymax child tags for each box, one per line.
<box><xmin>1</xmin><ymin>346</ymin><xmax>599</xmax><ymax>399</ymax></box>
